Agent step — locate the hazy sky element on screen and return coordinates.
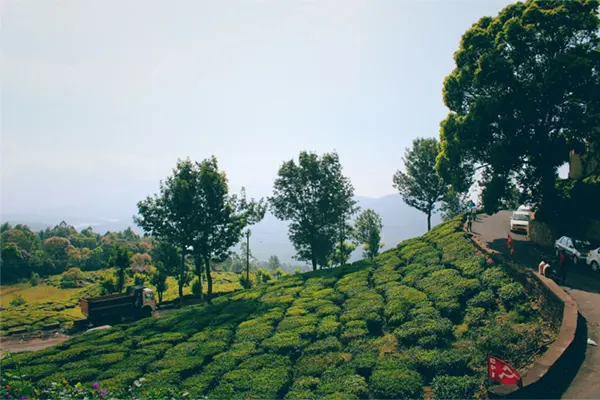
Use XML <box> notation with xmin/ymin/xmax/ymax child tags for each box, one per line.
<box><xmin>3</xmin><ymin>0</ymin><xmax>545</xmax><ymax>218</ymax></box>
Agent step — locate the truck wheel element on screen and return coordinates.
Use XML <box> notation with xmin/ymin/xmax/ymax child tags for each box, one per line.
<box><xmin>592</xmin><ymin>261</ymin><xmax>599</xmax><ymax>272</ymax></box>
<box><xmin>141</xmin><ymin>306</ymin><xmax>153</xmax><ymax>318</ymax></box>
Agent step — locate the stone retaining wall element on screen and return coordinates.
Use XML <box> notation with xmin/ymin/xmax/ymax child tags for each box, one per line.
<box><xmin>466</xmin><ymin>225</ymin><xmax>586</xmax><ymax>399</ymax></box>
<box><xmin>529</xmin><ymin>220</ymin><xmax>558</xmax><ymax>248</ymax></box>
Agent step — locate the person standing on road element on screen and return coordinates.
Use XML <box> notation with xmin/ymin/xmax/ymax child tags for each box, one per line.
<box><xmin>559</xmin><ymin>252</ymin><xmax>568</xmax><ymax>284</ymax></box>
<box><xmin>467</xmin><ymin>213</ymin><xmax>473</xmax><ymax>232</ymax></box>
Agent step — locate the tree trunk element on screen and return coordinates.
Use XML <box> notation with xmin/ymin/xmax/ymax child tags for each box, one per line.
<box><xmin>311</xmin><ymin>255</ymin><xmax>317</xmax><ymax>271</ymax></box>
<box><xmin>194</xmin><ymin>255</ymin><xmax>204</xmax><ymax>301</ymax></box>
<box><xmin>427</xmin><ymin>212</ymin><xmax>432</xmax><ymax>232</ymax></box>
<box><xmin>339</xmin><ymin>220</ymin><xmax>345</xmax><ymax>267</ymax></box>
<box><xmin>246</xmin><ymin>232</ymin><xmax>250</xmax><ymax>282</ymax></box>
<box><xmin>178</xmin><ymin>249</ymin><xmax>186</xmax><ymax>303</ymax></box>
<box><xmin>205</xmin><ymin>259</ymin><xmax>213</xmax><ymax>304</ymax></box>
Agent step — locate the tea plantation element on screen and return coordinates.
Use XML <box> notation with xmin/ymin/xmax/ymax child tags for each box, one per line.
<box><xmin>2</xmin><ymin>217</ymin><xmax>555</xmax><ymax>399</ymax></box>
<box><xmin>0</xmin><ymin>271</ymin><xmax>244</xmax><ymax>336</ymax></box>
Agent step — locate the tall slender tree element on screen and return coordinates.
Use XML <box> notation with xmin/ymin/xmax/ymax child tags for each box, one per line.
<box><xmin>393</xmin><ymin>138</ymin><xmax>447</xmax><ymax>231</ymax></box>
<box><xmin>190</xmin><ymin>158</ymin><xmax>266</xmax><ymax>303</ymax></box>
<box><xmin>113</xmin><ymin>245</ymin><xmax>130</xmax><ymax>292</ymax></box>
<box><xmin>135</xmin><ymin>159</ymin><xmax>199</xmax><ymax>303</ymax></box>
<box><xmin>270</xmin><ymin>151</ymin><xmax>357</xmax><ymax>271</ymax></box>
<box><xmin>354</xmin><ymin>209</ymin><xmax>383</xmax><ymax>264</ymax></box>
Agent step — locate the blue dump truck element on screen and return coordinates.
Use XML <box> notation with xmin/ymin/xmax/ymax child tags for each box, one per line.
<box><xmin>78</xmin><ymin>285</ymin><xmax>156</xmax><ymax>327</ymax></box>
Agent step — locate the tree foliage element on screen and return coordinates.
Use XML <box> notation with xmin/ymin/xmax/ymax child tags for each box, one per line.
<box><xmin>267</xmin><ymin>255</ymin><xmax>281</xmax><ymax>271</ymax></box>
<box><xmin>354</xmin><ymin>209</ymin><xmax>383</xmax><ymax>263</ymax></box>
<box><xmin>136</xmin><ymin>157</ymin><xmax>265</xmax><ymax>303</ymax></box>
<box><xmin>113</xmin><ymin>245</ymin><xmax>131</xmax><ymax>292</ymax></box>
<box><xmin>270</xmin><ymin>151</ymin><xmax>357</xmax><ymax>271</ymax></box>
<box><xmin>440</xmin><ymin>189</ymin><xmax>470</xmax><ymax>222</ymax></box>
<box><xmin>188</xmin><ymin>157</ymin><xmax>266</xmax><ymax>302</ymax></box>
<box><xmin>393</xmin><ymin>138</ymin><xmax>448</xmax><ymax>231</ymax></box>
<box><xmin>437</xmin><ymin>0</ymin><xmax>600</xmax><ymax>214</ymax></box>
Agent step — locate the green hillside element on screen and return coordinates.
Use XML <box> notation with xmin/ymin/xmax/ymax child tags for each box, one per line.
<box><xmin>0</xmin><ymin>270</ymin><xmax>244</xmax><ymax>336</ymax></box>
<box><xmin>2</xmin><ymin>217</ymin><xmax>555</xmax><ymax>399</ymax></box>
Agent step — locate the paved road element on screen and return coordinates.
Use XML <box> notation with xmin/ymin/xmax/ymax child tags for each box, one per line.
<box><xmin>472</xmin><ymin>211</ymin><xmax>600</xmax><ymax>399</ymax></box>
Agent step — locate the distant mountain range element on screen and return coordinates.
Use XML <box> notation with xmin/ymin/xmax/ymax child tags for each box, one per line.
<box><xmin>1</xmin><ymin>194</ymin><xmax>442</xmax><ymax>264</ymax></box>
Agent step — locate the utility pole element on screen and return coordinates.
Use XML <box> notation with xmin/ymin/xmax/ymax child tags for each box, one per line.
<box><xmin>245</xmin><ymin>229</ymin><xmax>251</xmax><ymax>281</ymax></box>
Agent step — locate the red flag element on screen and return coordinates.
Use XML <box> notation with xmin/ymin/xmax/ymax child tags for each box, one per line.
<box><xmin>506</xmin><ymin>234</ymin><xmax>513</xmax><ymax>248</ymax></box>
<box><xmin>488</xmin><ymin>356</ymin><xmax>521</xmax><ymax>386</ymax></box>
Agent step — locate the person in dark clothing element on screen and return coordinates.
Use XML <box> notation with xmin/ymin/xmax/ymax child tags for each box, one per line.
<box><xmin>559</xmin><ymin>252</ymin><xmax>568</xmax><ymax>284</ymax></box>
<box><xmin>467</xmin><ymin>213</ymin><xmax>473</xmax><ymax>232</ymax></box>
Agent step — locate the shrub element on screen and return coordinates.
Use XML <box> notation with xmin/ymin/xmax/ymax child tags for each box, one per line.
<box><xmin>453</xmin><ymin>258</ymin><xmax>484</xmax><ymax>277</ymax></box>
<box><xmin>398</xmin><ymin>241</ymin><xmax>431</xmax><ymax>262</ymax></box>
<box><xmin>372</xmin><ymin>264</ymin><xmax>401</xmax><ymax>287</ymax></box>
<box><xmin>238</xmin><ymin>354</ymin><xmax>291</xmax><ymax>370</ymax></box>
<box><xmin>100</xmin><ymin>274</ymin><xmax>119</xmax><ymax>295</ymax></box>
<box><xmin>60</xmin><ymin>268</ymin><xmax>84</xmax><ymax>288</ymax></box>
<box><xmin>304</xmin><ymin>336</ymin><xmax>343</xmax><ymax>355</ymax></box>
<box><xmin>295</xmin><ymin>352</ymin><xmax>348</xmax><ymax>377</ymax></box>
<box><xmin>482</xmin><ymin>267</ymin><xmax>511</xmax><ymax>291</ymax></box>
<box><xmin>384</xmin><ymin>298</ymin><xmax>412</xmax><ymax>327</ymax></box>
<box><xmin>464</xmin><ymin>306</ymin><xmax>487</xmax><ymax>326</ymax></box>
<box><xmin>467</xmin><ymin>290</ymin><xmax>496</xmax><ymax>309</ymax></box>
<box><xmin>407</xmin><ymin>347</ymin><xmax>472</xmax><ymax>383</ymax></box>
<box><xmin>149</xmin><ymin>354</ymin><xmax>205</xmax><ymax>375</ymax></box>
<box><xmin>9</xmin><ymin>295</ymin><xmax>26</xmax><ymax>307</ymax></box>
<box><xmin>317</xmin><ymin>316</ymin><xmax>341</xmax><ymax>338</ymax></box>
<box><xmin>341</xmin><ymin>320</ymin><xmax>369</xmax><ymax>344</ymax></box>
<box><xmin>499</xmin><ymin>282</ymin><xmax>525</xmax><ymax>308</ymax></box>
<box><xmin>137</xmin><ymin>332</ymin><xmax>187</xmax><ymax>347</ymax></box>
<box><xmin>340</xmin><ymin>289</ymin><xmax>384</xmax><ymax>327</ymax></box>
<box><xmin>137</xmin><ymin>370</ymin><xmax>180</xmax><ymax>392</ymax></box>
<box><xmin>235</xmin><ymin>319</ymin><xmax>274</xmax><ymax>343</ymax></box>
<box><xmin>400</xmin><ymin>264</ymin><xmax>444</xmax><ymax>287</ymax></box>
<box><xmin>261</xmin><ymin>331</ymin><xmax>308</xmax><ymax>355</ymax></box>
<box><xmin>315</xmin><ymin>366</ymin><xmax>368</xmax><ymax>399</ymax></box>
<box><xmin>431</xmin><ymin>375</ymin><xmax>481</xmax><ymax>400</ymax></box>
<box><xmin>285</xmin><ymin>376</ymin><xmax>320</xmax><ymax>400</ymax></box>
<box><xmin>19</xmin><ymin>364</ymin><xmax>57</xmax><ymax>380</ymax></box>
<box><xmin>346</xmin><ymin>339</ymin><xmax>380</xmax><ymax>374</ymax></box>
<box><xmin>394</xmin><ymin>316</ymin><xmax>453</xmax><ymax>348</ymax></box>
<box><xmin>29</xmin><ymin>272</ymin><xmax>40</xmax><ymax>286</ymax></box>
<box><xmin>370</xmin><ymin>369</ymin><xmax>424</xmax><ymax>400</ymax></box>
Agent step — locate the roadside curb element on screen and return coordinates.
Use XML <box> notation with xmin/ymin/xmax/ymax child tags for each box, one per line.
<box><xmin>465</xmin><ymin>223</ymin><xmax>587</xmax><ymax>399</ymax></box>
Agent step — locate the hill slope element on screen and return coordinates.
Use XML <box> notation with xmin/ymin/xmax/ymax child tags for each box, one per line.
<box><xmin>2</xmin><ymin>217</ymin><xmax>554</xmax><ymax>399</ymax></box>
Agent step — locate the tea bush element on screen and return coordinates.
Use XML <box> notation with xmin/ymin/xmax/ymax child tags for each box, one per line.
<box><xmin>5</xmin><ymin>216</ymin><xmax>556</xmax><ymax>399</ymax></box>
<box><xmin>370</xmin><ymin>368</ymin><xmax>424</xmax><ymax>400</ymax></box>
<box><xmin>431</xmin><ymin>375</ymin><xmax>481</xmax><ymax>400</ymax></box>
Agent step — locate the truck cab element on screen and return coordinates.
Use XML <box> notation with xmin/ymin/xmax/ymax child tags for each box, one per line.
<box><xmin>140</xmin><ymin>287</ymin><xmax>157</xmax><ymax>315</ymax></box>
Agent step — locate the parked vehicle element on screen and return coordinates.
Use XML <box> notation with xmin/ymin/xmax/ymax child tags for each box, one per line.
<box><xmin>509</xmin><ymin>211</ymin><xmax>531</xmax><ymax>234</ymax></box>
<box><xmin>586</xmin><ymin>247</ymin><xmax>600</xmax><ymax>272</ymax></box>
<box><xmin>80</xmin><ymin>285</ymin><xmax>156</xmax><ymax>326</ymax></box>
<box><xmin>554</xmin><ymin>236</ymin><xmax>594</xmax><ymax>265</ymax></box>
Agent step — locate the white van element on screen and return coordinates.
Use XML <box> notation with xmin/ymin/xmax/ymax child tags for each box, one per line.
<box><xmin>509</xmin><ymin>210</ymin><xmax>531</xmax><ymax>234</ymax></box>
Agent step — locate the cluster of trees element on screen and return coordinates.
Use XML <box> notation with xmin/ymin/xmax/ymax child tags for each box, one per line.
<box><xmin>135</xmin><ymin>153</ymin><xmax>386</xmax><ymax>303</ymax></box>
<box><xmin>395</xmin><ymin>1</ymin><xmax>600</xmax><ymax>228</ymax></box>
<box><xmin>0</xmin><ymin>221</ymin><xmax>150</xmax><ymax>284</ymax></box>
<box><xmin>435</xmin><ymin>0</ymin><xmax>600</xmax><ymax>218</ymax></box>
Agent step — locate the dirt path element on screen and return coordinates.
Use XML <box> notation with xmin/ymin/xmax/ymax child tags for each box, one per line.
<box><xmin>0</xmin><ymin>334</ymin><xmax>70</xmax><ymax>355</ymax></box>
<box><xmin>472</xmin><ymin>212</ymin><xmax>600</xmax><ymax>399</ymax></box>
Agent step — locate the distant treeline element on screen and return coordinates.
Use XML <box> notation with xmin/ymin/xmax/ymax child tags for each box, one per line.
<box><xmin>0</xmin><ymin>221</ymin><xmax>307</xmax><ymax>285</ymax></box>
